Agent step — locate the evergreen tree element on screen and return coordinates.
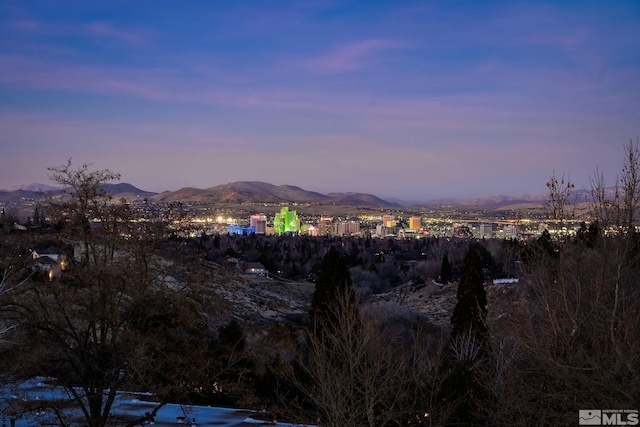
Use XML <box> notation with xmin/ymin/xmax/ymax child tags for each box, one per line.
<box><xmin>536</xmin><ymin>228</ymin><xmax>557</xmax><ymax>259</ymax></box>
<box><xmin>473</xmin><ymin>243</ymin><xmax>497</xmax><ymax>280</ymax></box>
<box><xmin>309</xmin><ymin>246</ymin><xmax>358</xmax><ymax>335</ymax></box>
<box><xmin>451</xmin><ymin>243</ymin><xmax>488</xmax><ymax>340</ymax></box>
<box><xmin>576</xmin><ymin>221</ymin><xmax>600</xmax><ymax>248</ymax></box>
<box><xmin>440</xmin><ymin>243</ymin><xmax>492</xmax><ymax>426</ymax></box>
<box><xmin>0</xmin><ymin>208</ymin><xmax>7</xmax><ymax>231</ymax></box>
<box><xmin>440</xmin><ymin>253</ymin><xmax>452</xmax><ymax>283</ymax></box>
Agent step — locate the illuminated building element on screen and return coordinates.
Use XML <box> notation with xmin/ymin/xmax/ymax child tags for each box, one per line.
<box><xmin>479</xmin><ymin>223</ymin><xmax>493</xmax><ymax>238</ymax></box>
<box><xmin>409</xmin><ymin>216</ymin><xmax>421</xmax><ymax>231</ymax></box>
<box><xmin>502</xmin><ymin>224</ymin><xmax>519</xmax><ymax>239</ymax></box>
<box><xmin>336</xmin><ymin>221</ymin><xmax>360</xmax><ymax>236</ymax></box>
<box><xmin>227</xmin><ymin>225</ymin><xmax>255</xmax><ymax>235</ymax></box>
<box><xmin>273</xmin><ymin>207</ymin><xmax>300</xmax><ymax>235</ymax></box>
<box><xmin>301</xmin><ymin>224</ymin><xmax>316</xmax><ymax>236</ymax></box>
<box><xmin>316</xmin><ymin>216</ymin><xmax>333</xmax><ymax>236</ymax></box>
<box><xmin>250</xmin><ymin>214</ymin><xmax>267</xmax><ymax>234</ymax></box>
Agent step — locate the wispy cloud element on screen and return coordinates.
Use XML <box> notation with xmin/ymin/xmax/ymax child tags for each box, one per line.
<box><xmin>6</xmin><ymin>17</ymin><xmax>150</xmax><ymax>46</ymax></box>
<box><xmin>84</xmin><ymin>21</ymin><xmax>149</xmax><ymax>46</ymax></box>
<box><xmin>0</xmin><ymin>54</ymin><xmax>175</xmax><ymax>100</ymax></box>
<box><xmin>305</xmin><ymin>38</ymin><xmax>407</xmax><ymax>74</ymax></box>
<box><xmin>7</xmin><ymin>19</ymin><xmax>40</xmax><ymax>31</ymax></box>
<box><xmin>525</xmin><ymin>29</ymin><xmax>591</xmax><ymax>49</ymax></box>
<box><xmin>2</xmin><ymin>49</ymin><xmax>636</xmax><ymax>143</ymax></box>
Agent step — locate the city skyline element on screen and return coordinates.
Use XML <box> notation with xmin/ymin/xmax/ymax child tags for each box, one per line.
<box><xmin>1</xmin><ymin>1</ymin><xmax>639</xmax><ymax>202</ymax></box>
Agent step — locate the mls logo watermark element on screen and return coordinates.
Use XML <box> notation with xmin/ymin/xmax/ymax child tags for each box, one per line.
<box><xmin>579</xmin><ymin>409</ymin><xmax>639</xmax><ymax>426</ymax></box>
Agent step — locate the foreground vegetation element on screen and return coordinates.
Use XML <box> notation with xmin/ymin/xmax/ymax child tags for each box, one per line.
<box><xmin>1</xmin><ymin>143</ymin><xmax>640</xmax><ymax>426</ymax></box>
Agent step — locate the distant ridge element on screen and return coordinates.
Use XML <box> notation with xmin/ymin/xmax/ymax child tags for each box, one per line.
<box><xmin>403</xmin><ymin>194</ymin><xmax>549</xmax><ymax>211</ymax></box>
<box><xmin>0</xmin><ymin>181</ymin><xmax>608</xmax><ymax>209</ymax></box>
<box><xmin>6</xmin><ymin>183</ymin><xmax>61</xmax><ymax>192</ymax></box>
<box><xmin>454</xmin><ymin>193</ymin><xmax>548</xmax><ymax>206</ymax></box>
<box><xmin>413</xmin><ymin>188</ymin><xmax>598</xmax><ymax>208</ymax></box>
<box><xmin>326</xmin><ymin>192</ymin><xmax>394</xmax><ymax>206</ymax></box>
<box><xmin>0</xmin><ymin>183</ymin><xmax>156</xmax><ymax>201</ymax></box>
<box><xmin>153</xmin><ymin>181</ymin><xmax>398</xmax><ymax>207</ymax></box>
<box><xmin>100</xmin><ymin>183</ymin><xmax>157</xmax><ymax>199</ymax></box>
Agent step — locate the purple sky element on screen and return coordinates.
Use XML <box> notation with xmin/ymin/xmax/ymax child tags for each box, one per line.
<box><xmin>1</xmin><ymin>1</ymin><xmax>639</xmax><ymax>201</ymax></box>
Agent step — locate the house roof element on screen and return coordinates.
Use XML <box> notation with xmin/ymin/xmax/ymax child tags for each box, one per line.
<box><xmin>33</xmin><ymin>256</ymin><xmax>57</xmax><ymax>266</ymax></box>
<box><xmin>33</xmin><ymin>246</ymin><xmax>64</xmax><ymax>255</ymax></box>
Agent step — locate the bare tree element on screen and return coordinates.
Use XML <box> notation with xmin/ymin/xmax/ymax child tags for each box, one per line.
<box><xmin>47</xmin><ymin>159</ymin><xmax>122</xmax><ymax>266</ymax></box>
<box><xmin>0</xmin><ymin>269</ymin><xmax>27</xmax><ymax>343</ymax></box>
<box><xmin>1</xmin><ymin>265</ymin><xmax>225</xmax><ymax>426</ymax></box>
<box><xmin>590</xmin><ymin>140</ymin><xmax>640</xmax><ymax>232</ymax></box>
<box><xmin>620</xmin><ymin>138</ymin><xmax>640</xmax><ymax>233</ymax></box>
<box><xmin>588</xmin><ymin>166</ymin><xmax>618</xmax><ymax>230</ymax></box>
<box><xmin>490</xmin><ymin>189</ymin><xmax>640</xmax><ymax>426</ymax></box>
<box><xmin>587</xmin><ymin>140</ymin><xmax>640</xmax><ymax>344</ymax></box>
<box><xmin>544</xmin><ymin>171</ymin><xmax>575</xmax><ymax>236</ymax></box>
<box><xmin>283</xmin><ymin>287</ymin><xmax>446</xmax><ymax>427</ymax></box>
<box><xmin>477</xmin><ymin>144</ymin><xmax>640</xmax><ymax>425</ymax></box>
<box><xmin>0</xmin><ymin>161</ymin><xmax>225</xmax><ymax>427</ymax></box>
<box><xmin>496</xmin><ymin>240</ymin><xmax>640</xmax><ymax>425</ymax></box>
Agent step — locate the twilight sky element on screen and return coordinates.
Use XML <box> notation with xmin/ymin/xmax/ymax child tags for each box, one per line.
<box><xmin>1</xmin><ymin>1</ymin><xmax>638</xmax><ymax>202</ymax></box>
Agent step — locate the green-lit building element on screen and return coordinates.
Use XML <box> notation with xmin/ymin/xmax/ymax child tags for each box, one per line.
<box><xmin>273</xmin><ymin>207</ymin><xmax>300</xmax><ymax>235</ymax></box>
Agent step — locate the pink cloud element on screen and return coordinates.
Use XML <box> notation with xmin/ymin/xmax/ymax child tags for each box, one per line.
<box><xmin>0</xmin><ymin>49</ymin><xmax>633</xmax><ymax>148</ymax></box>
<box><xmin>0</xmin><ymin>56</ymin><xmax>595</xmax><ymax>141</ymax></box>
<box><xmin>306</xmin><ymin>38</ymin><xmax>407</xmax><ymax>74</ymax></box>
<box><xmin>0</xmin><ymin>54</ymin><xmax>178</xmax><ymax>101</ymax></box>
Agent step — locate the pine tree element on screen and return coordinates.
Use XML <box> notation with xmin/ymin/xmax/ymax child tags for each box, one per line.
<box><xmin>309</xmin><ymin>246</ymin><xmax>357</xmax><ymax>335</ymax></box>
<box><xmin>440</xmin><ymin>253</ymin><xmax>452</xmax><ymax>283</ymax></box>
<box><xmin>0</xmin><ymin>208</ymin><xmax>6</xmax><ymax>231</ymax></box>
<box><xmin>451</xmin><ymin>243</ymin><xmax>488</xmax><ymax>340</ymax></box>
<box><xmin>440</xmin><ymin>243</ymin><xmax>492</xmax><ymax>426</ymax></box>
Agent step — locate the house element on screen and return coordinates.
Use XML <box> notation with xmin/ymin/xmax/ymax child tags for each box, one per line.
<box><xmin>32</xmin><ymin>246</ymin><xmax>64</xmax><ymax>262</ymax></box>
<box><xmin>224</xmin><ymin>257</ymin><xmax>268</xmax><ymax>276</ymax></box>
<box><xmin>32</xmin><ymin>247</ymin><xmax>68</xmax><ymax>270</ymax></box>
<box><xmin>242</xmin><ymin>262</ymin><xmax>268</xmax><ymax>276</ymax></box>
<box><xmin>32</xmin><ymin>256</ymin><xmax>61</xmax><ymax>281</ymax></box>
<box><xmin>31</xmin><ymin>242</ymin><xmax>70</xmax><ymax>280</ymax></box>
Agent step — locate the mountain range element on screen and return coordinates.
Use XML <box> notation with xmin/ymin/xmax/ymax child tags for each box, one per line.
<box><xmin>0</xmin><ymin>181</ymin><xmax>398</xmax><ymax>207</ymax></box>
<box><xmin>0</xmin><ymin>180</ymin><xmax>561</xmax><ymax>208</ymax></box>
<box><xmin>153</xmin><ymin>182</ymin><xmax>398</xmax><ymax>206</ymax></box>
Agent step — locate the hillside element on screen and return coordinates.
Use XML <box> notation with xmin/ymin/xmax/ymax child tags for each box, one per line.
<box><xmin>101</xmin><ymin>183</ymin><xmax>157</xmax><ymax>199</ymax></box>
<box><xmin>153</xmin><ymin>181</ymin><xmax>398</xmax><ymax>207</ymax></box>
<box><xmin>216</xmin><ymin>271</ymin><xmax>516</xmax><ymax>332</ymax></box>
<box><xmin>0</xmin><ymin>183</ymin><xmax>155</xmax><ymax>201</ymax></box>
<box><xmin>6</xmin><ymin>183</ymin><xmax>61</xmax><ymax>192</ymax></box>
<box><xmin>2</xmin><ymin>180</ymin><xmax>606</xmax><ymax>211</ymax></box>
